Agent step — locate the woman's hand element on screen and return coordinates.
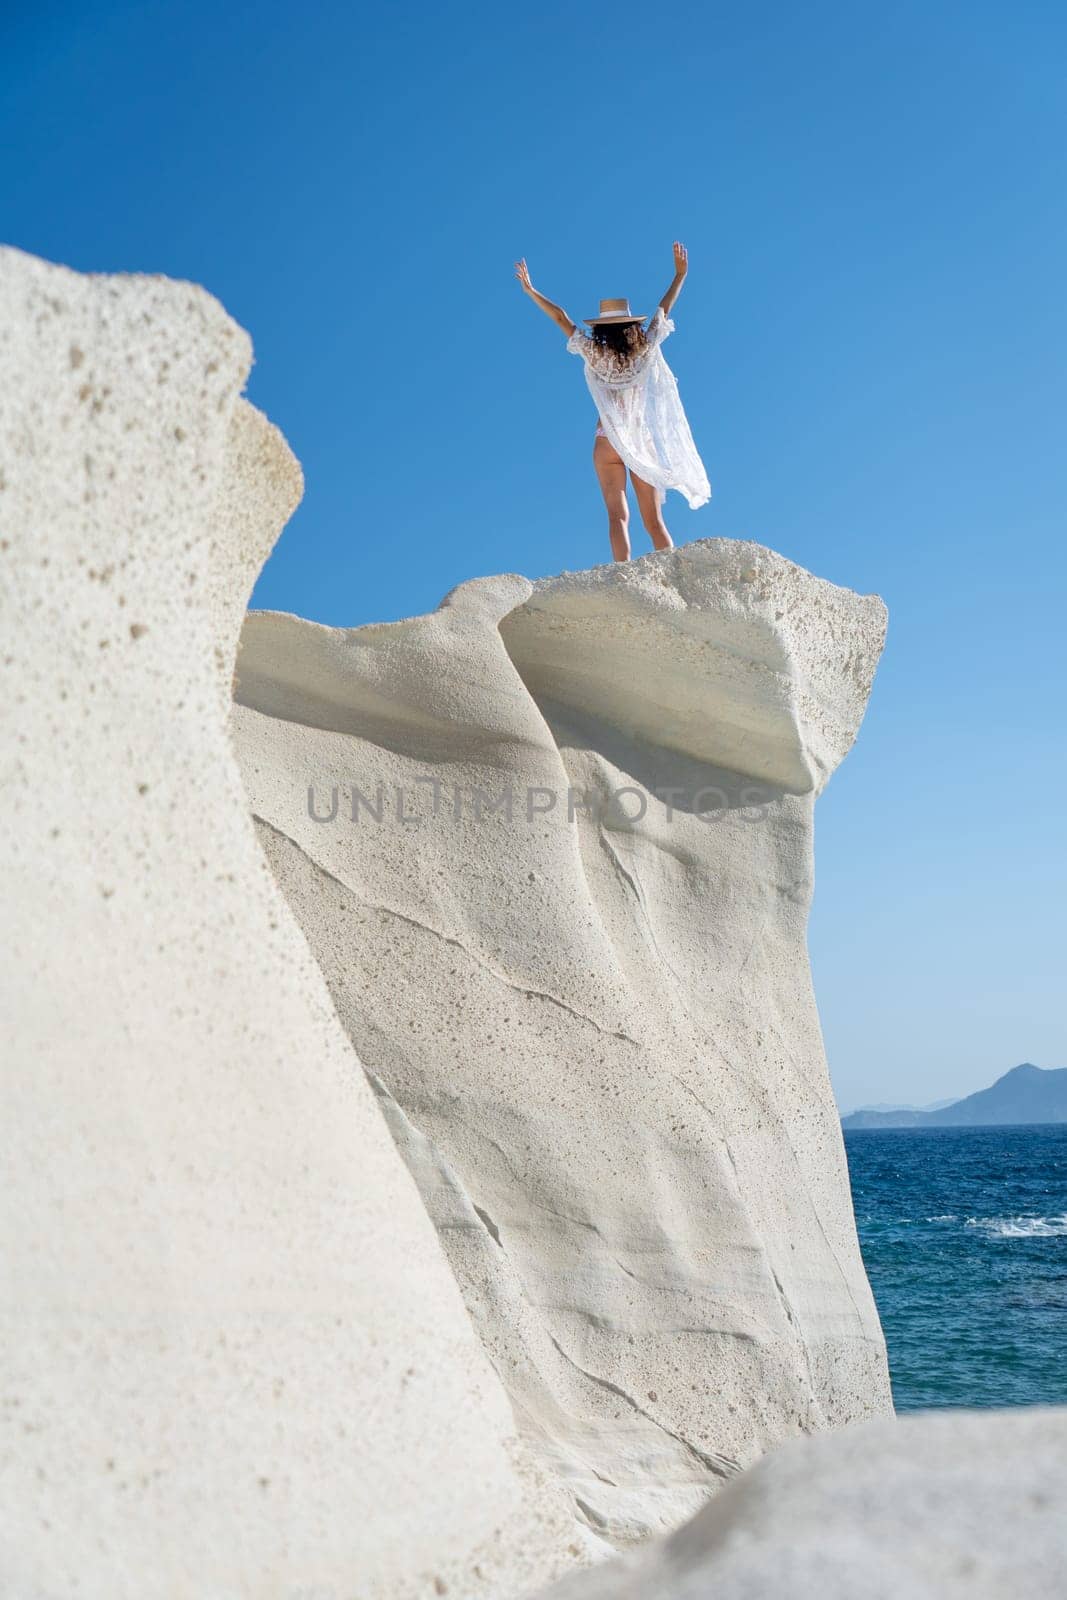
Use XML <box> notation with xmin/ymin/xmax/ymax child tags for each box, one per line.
<box><xmin>659</xmin><ymin>244</ymin><xmax>689</xmax><ymax>316</ymax></box>
<box><xmin>517</xmin><ymin>258</ymin><xmax>576</xmax><ymax>336</ymax></box>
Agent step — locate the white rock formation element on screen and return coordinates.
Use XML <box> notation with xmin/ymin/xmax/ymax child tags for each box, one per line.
<box><xmin>541</xmin><ymin>1407</ymin><xmax>1067</xmax><ymax>1599</ymax></box>
<box><xmin>232</xmin><ymin>542</ymin><xmax>894</xmax><ymax>1547</ymax></box>
<box><xmin>0</xmin><ymin>247</ymin><xmax>580</xmax><ymax>1599</ymax></box>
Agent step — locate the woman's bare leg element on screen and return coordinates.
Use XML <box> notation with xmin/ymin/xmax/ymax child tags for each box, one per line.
<box><xmin>593</xmin><ymin>434</ymin><xmax>631</xmax><ymax>561</ymax></box>
<box><xmin>630</xmin><ymin>470</ymin><xmax>674</xmax><ymax>551</ymax></box>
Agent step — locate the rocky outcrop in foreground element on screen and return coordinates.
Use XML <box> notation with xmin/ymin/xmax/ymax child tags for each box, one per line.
<box><xmin>0</xmin><ymin>246</ymin><xmax>580</xmax><ymax>1599</ymax></box>
<box><xmin>543</xmin><ymin>1407</ymin><xmax>1067</xmax><ymax>1599</ymax></box>
<box><xmin>233</xmin><ymin>540</ymin><xmax>894</xmax><ymax>1545</ymax></box>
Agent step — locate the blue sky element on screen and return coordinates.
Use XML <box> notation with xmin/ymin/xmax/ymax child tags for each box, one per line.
<box><xmin>4</xmin><ymin>0</ymin><xmax>1064</xmax><ymax>1109</ymax></box>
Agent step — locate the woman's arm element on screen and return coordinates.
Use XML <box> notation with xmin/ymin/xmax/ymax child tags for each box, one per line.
<box><xmin>657</xmin><ymin>241</ymin><xmax>688</xmax><ymax>317</ymax></box>
<box><xmin>515</xmin><ymin>258</ymin><xmax>577</xmax><ymax>336</ymax></box>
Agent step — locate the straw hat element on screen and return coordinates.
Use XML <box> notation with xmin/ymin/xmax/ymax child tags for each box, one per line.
<box><xmin>584</xmin><ymin>297</ymin><xmax>644</xmax><ymax>326</ymax></box>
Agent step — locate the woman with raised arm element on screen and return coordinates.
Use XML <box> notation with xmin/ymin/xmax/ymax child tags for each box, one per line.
<box><xmin>516</xmin><ymin>242</ymin><xmax>710</xmax><ymax>562</ymax></box>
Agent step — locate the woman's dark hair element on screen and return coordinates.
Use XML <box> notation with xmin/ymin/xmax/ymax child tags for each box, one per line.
<box><xmin>590</xmin><ymin>319</ymin><xmax>648</xmax><ymax>360</ymax></box>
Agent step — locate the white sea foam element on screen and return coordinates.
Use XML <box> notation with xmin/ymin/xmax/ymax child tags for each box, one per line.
<box><xmin>966</xmin><ymin>1215</ymin><xmax>1067</xmax><ymax>1238</ymax></box>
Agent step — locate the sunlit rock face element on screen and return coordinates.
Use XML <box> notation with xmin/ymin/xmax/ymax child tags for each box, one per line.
<box><xmin>0</xmin><ymin>246</ymin><xmax>580</xmax><ymax>1600</ymax></box>
<box><xmin>233</xmin><ymin>540</ymin><xmax>894</xmax><ymax>1547</ymax></box>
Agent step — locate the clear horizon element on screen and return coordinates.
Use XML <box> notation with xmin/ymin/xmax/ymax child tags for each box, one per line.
<box><xmin>4</xmin><ymin>1</ymin><xmax>1064</xmax><ymax>1108</ymax></box>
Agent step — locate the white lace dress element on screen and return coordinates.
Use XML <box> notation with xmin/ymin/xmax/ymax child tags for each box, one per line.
<box><xmin>567</xmin><ymin>306</ymin><xmax>711</xmax><ymax>509</ymax></box>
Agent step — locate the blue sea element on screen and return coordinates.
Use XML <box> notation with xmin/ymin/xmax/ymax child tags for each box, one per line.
<box><xmin>844</xmin><ymin>1125</ymin><xmax>1067</xmax><ymax>1410</ymax></box>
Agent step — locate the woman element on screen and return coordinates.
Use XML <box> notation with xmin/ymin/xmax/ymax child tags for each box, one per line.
<box><xmin>516</xmin><ymin>242</ymin><xmax>711</xmax><ymax>561</ymax></box>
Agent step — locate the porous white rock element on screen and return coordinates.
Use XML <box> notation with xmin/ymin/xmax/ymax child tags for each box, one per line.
<box><xmin>232</xmin><ymin>540</ymin><xmax>894</xmax><ymax>1548</ymax></box>
<box><xmin>541</xmin><ymin>1407</ymin><xmax>1067</xmax><ymax>1599</ymax></box>
<box><xmin>0</xmin><ymin>247</ymin><xmax>579</xmax><ymax>1599</ymax></box>
<box><xmin>501</xmin><ymin>550</ymin><xmax>879</xmax><ymax>793</ymax></box>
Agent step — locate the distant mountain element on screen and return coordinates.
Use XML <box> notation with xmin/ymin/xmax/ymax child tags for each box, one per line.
<box><xmin>841</xmin><ymin>1064</ymin><xmax>1067</xmax><ymax>1129</ymax></box>
<box><xmin>844</xmin><ymin>1098</ymin><xmax>957</xmax><ymax>1117</ymax></box>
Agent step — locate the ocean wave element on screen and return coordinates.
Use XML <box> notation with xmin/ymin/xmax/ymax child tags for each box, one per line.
<box><xmin>925</xmin><ymin>1214</ymin><xmax>958</xmax><ymax>1223</ymax></box>
<box><xmin>965</xmin><ymin>1215</ymin><xmax>1067</xmax><ymax>1238</ymax></box>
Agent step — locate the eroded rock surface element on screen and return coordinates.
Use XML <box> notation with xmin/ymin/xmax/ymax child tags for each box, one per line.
<box><xmin>0</xmin><ymin>247</ymin><xmax>579</xmax><ymax>1599</ymax></box>
<box><xmin>233</xmin><ymin>542</ymin><xmax>894</xmax><ymax>1546</ymax></box>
